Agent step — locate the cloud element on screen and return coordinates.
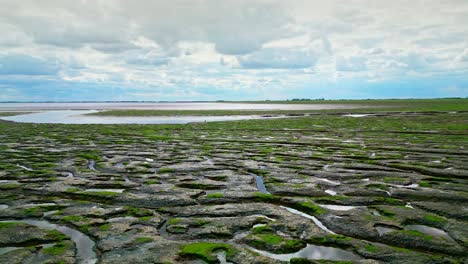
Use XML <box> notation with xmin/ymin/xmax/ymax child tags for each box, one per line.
<box><xmin>456</xmin><ymin>49</ymin><xmax>468</xmax><ymax>62</ymax></box>
<box><xmin>336</xmin><ymin>56</ymin><xmax>367</xmax><ymax>72</ymax></box>
<box><xmin>0</xmin><ymin>54</ymin><xmax>59</xmax><ymax>75</ymax></box>
<box><xmin>0</xmin><ymin>0</ymin><xmax>467</xmax><ymax>100</ymax></box>
<box><xmin>238</xmin><ymin>47</ymin><xmax>318</xmax><ymax>69</ymax></box>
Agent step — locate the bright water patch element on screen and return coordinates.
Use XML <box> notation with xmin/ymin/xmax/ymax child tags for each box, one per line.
<box><xmin>0</xmin><ymin>110</ymin><xmax>281</xmax><ymax>124</ymax></box>
<box><xmin>253</xmin><ymin>174</ymin><xmax>269</xmax><ymax>194</ymax></box>
<box><xmin>247</xmin><ymin>244</ymin><xmax>361</xmax><ymax>261</ymax></box>
<box><xmin>318</xmin><ymin>205</ymin><xmax>358</xmax><ymax>211</ymax></box>
<box><xmin>84</xmin><ymin>189</ymin><xmax>125</xmax><ymax>193</ymax></box>
<box><xmin>281</xmin><ymin>206</ymin><xmax>335</xmax><ymax>234</ymax></box>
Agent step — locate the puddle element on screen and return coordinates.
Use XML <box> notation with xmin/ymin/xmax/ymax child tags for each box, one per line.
<box><xmin>158</xmin><ymin>220</ymin><xmax>168</xmax><ymax>238</ymax></box>
<box><xmin>20</xmin><ymin>203</ymin><xmax>56</xmax><ymax>208</ymax></box>
<box><xmin>0</xmin><ymin>220</ymin><xmax>97</xmax><ymax>264</ymax></box>
<box><xmin>253</xmin><ymin>174</ymin><xmax>269</xmax><ymax>194</ymax></box>
<box><xmin>215</xmin><ymin>250</ymin><xmax>233</xmax><ymax>264</ymax></box>
<box><xmin>318</xmin><ymin>205</ymin><xmax>358</xmax><ymax>211</ymax></box>
<box><xmin>281</xmin><ymin>206</ymin><xmax>335</xmax><ymax>234</ymax></box>
<box><xmin>343</xmin><ymin>114</ymin><xmax>371</xmax><ymax>117</ymax></box>
<box><xmin>318</xmin><ymin>178</ymin><xmax>340</xmax><ymax>186</ymax></box>
<box><xmin>122</xmin><ymin>175</ymin><xmax>134</xmax><ymax>184</ymax></box>
<box><xmin>84</xmin><ymin>189</ymin><xmax>125</xmax><ymax>193</ymax></box>
<box><xmin>88</xmin><ymin>160</ymin><xmax>97</xmax><ymax>171</ymax></box>
<box><xmin>107</xmin><ymin>216</ymin><xmax>138</xmax><ymax>223</ymax></box>
<box><xmin>247</xmin><ymin>244</ymin><xmax>361</xmax><ymax>261</ymax></box>
<box><xmin>43</xmin><ymin>210</ymin><xmax>59</xmax><ymax>217</ymax></box>
<box><xmin>0</xmin><ymin>247</ymin><xmax>21</xmax><ymax>255</ymax></box>
<box><xmin>405</xmin><ymin>225</ymin><xmax>452</xmax><ymax>240</ymax></box>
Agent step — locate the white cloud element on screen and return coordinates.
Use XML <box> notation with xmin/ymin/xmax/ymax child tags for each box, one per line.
<box><xmin>0</xmin><ymin>0</ymin><xmax>467</xmax><ymax>99</ymax></box>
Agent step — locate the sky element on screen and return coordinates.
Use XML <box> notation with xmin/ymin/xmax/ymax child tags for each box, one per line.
<box><xmin>0</xmin><ymin>0</ymin><xmax>467</xmax><ymax>101</ymax></box>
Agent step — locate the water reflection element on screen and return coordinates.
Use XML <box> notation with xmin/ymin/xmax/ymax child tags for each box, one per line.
<box><xmin>248</xmin><ymin>244</ymin><xmax>362</xmax><ymax>261</ymax></box>
<box><xmin>0</xmin><ymin>110</ymin><xmax>281</xmax><ymax>124</ymax></box>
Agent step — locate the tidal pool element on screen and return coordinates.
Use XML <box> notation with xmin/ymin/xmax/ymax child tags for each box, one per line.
<box><xmin>248</xmin><ymin>244</ymin><xmax>362</xmax><ymax>261</ymax></box>
<box><xmin>0</xmin><ymin>110</ymin><xmax>281</xmax><ymax>124</ymax></box>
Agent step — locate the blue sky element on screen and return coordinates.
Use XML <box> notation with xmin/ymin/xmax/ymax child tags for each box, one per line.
<box><xmin>0</xmin><ymin>0</ymin><xmax>467</xmax><ymax>101</ymax></box>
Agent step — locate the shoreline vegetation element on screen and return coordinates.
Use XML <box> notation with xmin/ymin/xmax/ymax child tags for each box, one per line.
<box><xmin>86</xmin><ymin>99</ymin><xmax>468</xmax><ymax>116</ymax></box>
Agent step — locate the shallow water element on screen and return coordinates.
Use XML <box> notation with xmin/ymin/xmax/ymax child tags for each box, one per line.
<box><xmin>84</xmin><ymin>188</ymin><xmax>125</xmax><ymax>193</ymax></box>
<box><xmin>0</xmin><ymin>247</ymin><xmax>21</xmax><ymax>255</ymax></box>
<box><xmin>0</xmin><ymin>102</ymin><xmax>364</xmax><ymax>111</ymax></box>
<box><xmin>247</xmin><ymin>244</ymin><xmax>361</xmax><ymax>261</ymax></box>
<box><xmin>0</xmin><ymin>110</ymin><xmax>282</xmax><ymax>124</ymax></box>
<box><xmin>343</xmin><ymin>114</ymin><xmax>371</xmax><ymax>117</ymax></box>
<box><xmin>281</xmin><ymin>206</ymin><xmax>335</xmax><ymax>234</ymax></box>
<box><xmin>0</xmin><ymin>220</ymin><xmax>97</xmax><ymax>264</ymax></box>
<box><xmin>375</xmin><ymin>225</ymin><xmax>399</xmax><ymax>236</ymax></box>
<box><xmin>318</xmin><ymin>205</ymin><xmax>358</xmax><ymax>211</ymax></box>
<box><xmin>253</xmin><ymin>174</ymin><xmax>269</xmax><ymax>194</ymax></box>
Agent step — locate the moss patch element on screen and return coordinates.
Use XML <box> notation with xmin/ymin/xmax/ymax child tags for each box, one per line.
<box><xmin>180</xmin><ymin>242</ymin><xmax>234</xmax><ymax>263</ymax></box>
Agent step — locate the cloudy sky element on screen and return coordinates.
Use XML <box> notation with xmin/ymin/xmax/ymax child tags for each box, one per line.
<box><xmin>1</xmin><ymin>0</ymin><xmax>467</xmax><ymax>101</ymax></box>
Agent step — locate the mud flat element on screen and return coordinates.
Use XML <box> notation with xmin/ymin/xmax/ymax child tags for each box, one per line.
<box><xmin>0</xmin><ymin>102</ymin><xmax>467</xmax><ymax>263</ymax></box>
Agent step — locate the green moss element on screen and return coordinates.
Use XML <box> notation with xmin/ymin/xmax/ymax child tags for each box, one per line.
<box><xmin>0</xmin><ymin>183</ymin><xmax>20</xmax><ymax>190</ymax></box>
<box><xmin>364</xmin><ymin>244</ymin><xmax>378</xmax><ymax>252</ymax></box>
<box><xmin>423</xmin><ymin>214</ymin><xmax>446</xmax><ymax>224</ymax></box>
<box><xmin>61</xmin><ymin>215</ymin><xmax>85</xmax><ymax>222</ymax></box>
<box><xmin>125</xmin><ymin>206</ymin><xmax>153</xmax><ymax>217</ymax></box>
<box><xmin>133</xmin><ymin>237</ymin><xmax>154</xmax><ymax>244</ymax></box>
<box><xmin>419</xmin><ymin>181</ymin><xmax>432</xmax><ymax>187</ymax></box>
<box><xmin>206</xmin><ymin>193</ymin><xmax>224</xmax><ymax>198</ymax></box>
<box><xmin>43</xmin><ymin>242</ymin><xmax>68</xmax><ymax>255</ymax></box>
<box><xmin>248</xmin><ymin>234</ymin><xmax>306</xmax><ymax>254</ymax></box>
<box><xmin>252</xmin><ymin>234</ymin><xmax>283</xmax><ymax>245</ymax></box>
<box><xmin>158</xmin><ymin>168</ymin><xmax>176</xmax><ymax>173</ymax></box>
<box><xmin>251</xmin><ymin>225</ymin><xmax>274</xmax><ymax>234</ymax></box>
<box><xmin>0</xmin><ymin>222</ymin><xmax>25</xmax><ymax>228</ymax></box>
<box><xmin>65</xmin><ymin>187</ymin><xmax>80</xmax><ymax>193</ymax></box>
<box><xmin>252</xmin><ymin>192</ymin><xmax>280</xmax><ymax>202</ymax></box>
<box><xmin>193</xmin><ymin>219</ymin><xmax>210</xmax><ymax>227</ymax></box>
<box><xmin>45</xmin><ymin>230</ymin><xmax>67</xmax><ymax>241</ymax></box>
<box><xmin>401</xmin><ymin>230</ymin><xmax>433</xmax><ymax>240</ymax></box>
<box><xmin>98</xmin><ymin>223</ymin><xmax>111</xmax><ymax>231</ymax></box>
<box><xmin>296</xmin><ymin>202</ymin><xmax>325</xmax><ymax>215</ymax></box>
<box><xmin>168</xmin><ymin>218</ymin><xmax>181</xmax><ymax>225</ymax></box>
<box><xmin>180</xmin><ymin>242</ymin><xmax>234</xmax><ymax>263</ymax></box>
<box><xmin>145</xmin><ymin>180</ymin><xmax>159</xmax><ymax>185</ymax></box>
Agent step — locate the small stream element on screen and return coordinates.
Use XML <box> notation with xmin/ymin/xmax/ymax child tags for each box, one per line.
<box><xmin>0</xmin><ymin>220</ymin><xmax>97</xmax><ymax>264</ymax></box>
<box><xmin>280</xmin><ymin>206</ymin><xmax>336</xmax><ymax>234</ymax></box>
<box><xmin>252</xmin><ymin>174</ymin><xmax>269</xmax><ymax>194</ymax></box>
